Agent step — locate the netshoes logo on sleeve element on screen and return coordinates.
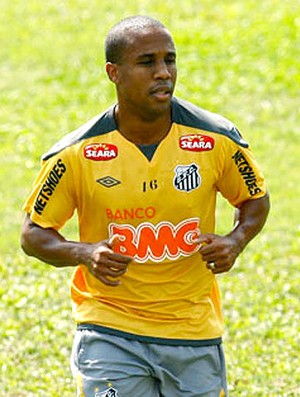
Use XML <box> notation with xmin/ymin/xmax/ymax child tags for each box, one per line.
<box><xmin>34</xmin><ymin>158</ymin><xmax>66</xmax><ymax>215</ymax></box>
<box><xmin>84</xmin><ymin>143</ymin><xmax>118</xmax><ymax>161</ymax></box>
<box><xmin>179</xmin><ymin>134</ymin><xmax>215</xmax><ymax>151</ymax></box>
<box><xmin>109</xmin><ymin>218</ymin><xmax>201</xmax><ymax>263</ymax></box>
<box><xmin>232</xmin><ymin>150</ymin><xmax>262</xmax><ymax>196</ymax></box>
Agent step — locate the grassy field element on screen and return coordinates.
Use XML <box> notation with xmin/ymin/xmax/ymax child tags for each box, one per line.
<box><xmin>1</xmin><ymin>0</ymin><xmax>299</xmax><ymax>395</ymax></box>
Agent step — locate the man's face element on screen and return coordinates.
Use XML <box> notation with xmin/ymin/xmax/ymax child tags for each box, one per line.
<box><xmin>110</xmin><ymin>27</ymin><xmax>177</xmax><ymax>121</ymax></box>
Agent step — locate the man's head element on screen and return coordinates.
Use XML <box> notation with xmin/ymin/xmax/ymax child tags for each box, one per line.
<box><xmin>105</xmin><ymin>16</ymin><xmax>169</xmax><ymax>64</ymax></box>
<box><xmin>105</xmin><ymin>16</ymin><xmax>177</xmax><ymax>121</ymax></box>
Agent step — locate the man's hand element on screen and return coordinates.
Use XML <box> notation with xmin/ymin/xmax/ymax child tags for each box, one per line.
<box><xmin>21</xmin><ymin>214</ymin><xmax>133</xmax><ymax>287</ymax></box>
<box><xmin>196</xmin><ymin>234</ymin><xmax>242</xmax><ymax>274</ymax></box>
<box><xmin>194</xmin><ymin>195</ymin><xmax>270</xmax><ymax>274</ymax></box>
<box><xmin>85</xmin><ymin>235</ymin><xmax>133</xmax><ymax>286</ymax></box>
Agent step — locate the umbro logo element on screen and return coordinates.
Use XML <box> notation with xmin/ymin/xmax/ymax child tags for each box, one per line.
<box><xmin>96</xmin><ymin>176</ymin><xmax>121</xmax><ymax>188</ymax></box>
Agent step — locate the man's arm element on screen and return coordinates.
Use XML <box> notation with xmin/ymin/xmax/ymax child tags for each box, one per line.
<box><xmin>197</xmin><ymin>193</ymin><xmax>270</xmax><ymax>274</ymax></box>
<box><xmin>21</xmin><ymin>214</ymin><xmax>133</xmax><ymax>286</ymax></box>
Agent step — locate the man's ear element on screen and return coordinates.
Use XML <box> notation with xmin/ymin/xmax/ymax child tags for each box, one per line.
<box><xmin>106</xmin><ymin>62</ymin><xmax>119</xmax><ymax>84</ymax></box>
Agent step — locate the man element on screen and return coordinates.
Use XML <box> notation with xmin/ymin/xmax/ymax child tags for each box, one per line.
<box><xmin>21</xmin><ymin>15</ymin><xmax>270</xmax><ymax>397</ymax></box>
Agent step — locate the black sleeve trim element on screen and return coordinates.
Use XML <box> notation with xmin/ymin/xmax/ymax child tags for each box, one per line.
<box><xmin>42</xmin><ymin>105</ymin><xmax>117</xmax><ymax>160</ymax></box>
<box><xmin>171</xmin><ymin>97</ymin><xmax>249</xmax><ymax>148</ymax></box>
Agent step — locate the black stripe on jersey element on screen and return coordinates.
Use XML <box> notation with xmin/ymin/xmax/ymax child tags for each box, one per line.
<box><xmin>78</xmin><ymin>323</ymin><xmax>222</xmax><ymax>347</ymax></box>
<box><xmin>42</xmin><ymin>105</ymin><xmax>117</xmax><ymax>160</ymax></box>
<box><xmin>42</xmin><ymin>97</ymin><xmax>248</xmax><ymax>161</ymax></box>
<box><xmin>172</xmin><ymin>97</ymin><xmax>249</xmax><ymax>148</ymax></box>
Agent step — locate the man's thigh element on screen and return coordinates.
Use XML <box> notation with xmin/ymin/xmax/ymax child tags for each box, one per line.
<box><xmin>151</xmin><ymin>343</ymin><xmax>227</xmax><ymax>397</ymax></box>
<box><xmin>71</xmin><ymin>330</ymin><xmax>159</xmax><ymax>397</ymax></box>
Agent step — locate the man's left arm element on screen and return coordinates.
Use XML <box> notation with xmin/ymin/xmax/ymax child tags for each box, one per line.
<box><xmin>197</xmin><ymin>193</ymin><xmax>270</xmax><ymax>274</ymax></box>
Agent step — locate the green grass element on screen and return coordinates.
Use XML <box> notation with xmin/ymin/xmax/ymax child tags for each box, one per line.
<box><xmin>1</xmin><ymin>0</ymin><xmax>299</xmax><ymax>395</ymax></box>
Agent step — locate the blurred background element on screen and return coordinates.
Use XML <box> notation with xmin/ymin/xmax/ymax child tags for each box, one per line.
<box><xmin>0</xmin><ymin>1</ymin><xmax>299</xmax><ymax>395</ymax></box>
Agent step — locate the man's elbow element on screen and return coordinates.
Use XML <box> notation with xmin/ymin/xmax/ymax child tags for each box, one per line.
<box><xmin>20</xmin><ymin>228</ymin><xmax>36</xmax><ymax>257</ymax></box>
<box><xmin>262</xmin><ymin>191</ymin><xmax>271</xmax><ymax>218</ymax></box>
<box><xmin>20</xmin><ymin>215</ymin><xmax>38</xmax><ymax>257</ymax></box>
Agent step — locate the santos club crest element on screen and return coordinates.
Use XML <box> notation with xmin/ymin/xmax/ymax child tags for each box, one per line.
<box><xmin>95</xmin><ymin>387</ymin><xmax>118</xmax><ymax>397</ymax></box>
<box><xmin>173</xmin><ymin>163</ymin><xmax>201</xmax><ymax>192</ymax></box>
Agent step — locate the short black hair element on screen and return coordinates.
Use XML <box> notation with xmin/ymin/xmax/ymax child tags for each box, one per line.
<box><xmin>105</xmin><ymin>15</ymin><xmax>168</xmax><ymax>64</ymax></box>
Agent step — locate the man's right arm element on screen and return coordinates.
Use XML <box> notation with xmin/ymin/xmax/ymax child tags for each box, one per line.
<box><xmin>21</xmin><ymin>214</ymin><xmax>133</xmax><ymax>286</ymax></box>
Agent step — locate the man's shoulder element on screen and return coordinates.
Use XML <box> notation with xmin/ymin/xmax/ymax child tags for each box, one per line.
<box><xmin>42</xmin><ymin>105</ymin><xmax>117</xmax><ymax>161</ymax></box>
<box><xmin>172</xmin><ymin>97</ymin><xmax>248</xmax><ymax>148</ymax></box>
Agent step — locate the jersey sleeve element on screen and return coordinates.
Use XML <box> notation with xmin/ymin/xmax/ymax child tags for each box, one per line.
<box><xmin>216</xmin><ymin>138</ymin><xmax>267</xmax><ymax>207</ymax></box>
<box><xmin>23</xmin><ymin>150</ymin><xmax>76</xmax><ymax>230</ymax></box>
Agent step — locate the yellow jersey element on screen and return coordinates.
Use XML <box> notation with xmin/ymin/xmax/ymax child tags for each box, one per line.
<box><xmin>23</xmin><ymin>97</ymin><xmax>267</xmax><ymax>345</ymax></box>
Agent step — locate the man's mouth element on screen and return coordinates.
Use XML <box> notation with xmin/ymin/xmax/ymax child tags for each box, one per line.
<box><xmin>150</xmin><ymin>84</ymin><xmax>173</xmax><ymax>100</ymax></box>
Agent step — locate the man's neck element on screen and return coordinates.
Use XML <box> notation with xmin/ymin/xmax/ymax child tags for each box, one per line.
<box><xmin>114</xmin><ymin>105</ymin><xmax>172</xmax><ymax>145</ymax></box>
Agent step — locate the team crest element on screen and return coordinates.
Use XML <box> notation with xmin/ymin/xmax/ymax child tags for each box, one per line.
<box><xmin>95</xmin><ymin>387</ymin><xmax>119</xmax><ymax>397</ymax></box>
<box><xmin>173</xmin><ymin>163</ymin><xmax>201</xmax><ymax>192</ymax></box>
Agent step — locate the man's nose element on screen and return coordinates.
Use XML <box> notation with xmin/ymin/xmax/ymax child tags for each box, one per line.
<box><xmin>153</xmin><ymin>60</ymin><xmax>171</xmax><ymax>79</ymax></box>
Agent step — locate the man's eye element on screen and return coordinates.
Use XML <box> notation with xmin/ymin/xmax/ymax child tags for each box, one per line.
<box><xmin>139</xmin><ymin>60</ymin><xmax>153</xmax><ymax>65</ymax></box>
<box><xmin>166</xmin><ymin>57</ymin><xmax>176</xmax><ymax>64</ymax></box>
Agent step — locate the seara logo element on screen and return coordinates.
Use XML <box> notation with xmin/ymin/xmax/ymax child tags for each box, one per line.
<box><xmin>179</xmin><ymin>134</ymin><xmax>215</xmax><ymax>152</ymax></box>
<box><xmin>109</xmin><ymin>218</ymin><xmax>201</xmax><ymax>263</ymax></box>
<box><xmin>84</xmin><ymin>143</ymin><xmax>118</xmax><ymax>161</ymax></box>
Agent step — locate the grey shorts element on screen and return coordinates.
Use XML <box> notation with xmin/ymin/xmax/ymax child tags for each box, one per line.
<box><xmin>71</xmin><ymin>329</ymin><xmax>227</xmax><ymax>397</ymax></box>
